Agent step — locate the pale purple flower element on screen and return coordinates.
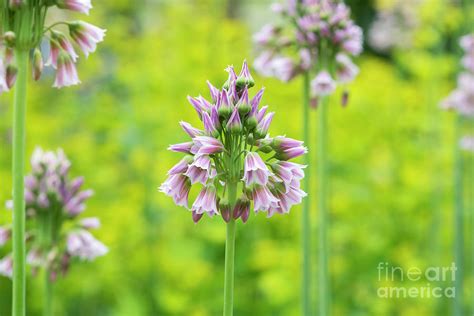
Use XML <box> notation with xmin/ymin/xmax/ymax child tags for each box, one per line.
<box><xmin>460</xmin><ymin>136</ymin><xmax>474</xmax><ymax>152</ymax></box>
<box><xmin>336</xmin><ymin>53</ymin><xmax>359</xmax><ymax>83</ymax></box>
<box><xmin>169</xmin><ymin>142</ymin><xmax>194</xmax><ymax>154</ymax></box>
<box><xmin>256</xmin><ymin>112</ymin><xmax>275</xmax><ymax>137</ymax></box>
<box><xmin>269</xmin><ymin>186</ymin><xmax>307</xmax><ymax>217</ymax></box>
<box><xmin>253</xmin><ymin>51</ymin><xmax>274</xmax><ymax>77</ymax></box>
<box><xmin>184</xmin><ymin>155</ymin><xmax>213</xmax><ymax>185</ymax></box>
<box><xmin>271</xmin><ymin>161</ymin><xmax>306</xmax><ymax>190</ymax></box>
<box><xmin>0</xmin><ymin>227</ymin><xmax>11</xmax><ymax>246</ymax></box>
<box><xmin>64</xmin><ymin>189</ymin><xmax>94</xmax><ymax>216</ymax></box>
<box><xmin>311</xmin><ymin>71</ymin><xmax>336</xmax><ymax>96</ymax></box>
<box><xmin>47</xmin><ymin>32</ymin><xmax>78</xmax><ymax>68</ymax></box>
<box><xmin>273</xmin><ymin>136</ymin><xmax>308</xmax><ymax>160</ymax></box>
<box><xmin>159</xmin><ymin>174</ymin><xmax>191</xmax><ymax>208</ymax></box>
<box><xmin>168</xmin><ymin>156</ymin><xmax>192</xmax><ymax>175</ymax></box>
<box><xmin>461</xmin><ymin>35</ymin><xmax>474</xmax><ymax>52</ymax></box>
<box><xmin>226</xmin><ymin>107</ymin><xmax>242</xmax><ymax>133</ymax></box>
<box><xmin>0</xmin><ymin>59</ymin><xmax>9</xmax><ymax>94</ymax></box>
<box><xmin>207</xmin><ymin>80</ymin><xmax>220</xmax><ymax>102</ymax></box>
<box><xmin>193</xmin><ymin>136</ymin><xmax>224</xmax><ymax>155</ymax></box>
<box><xmin>56</xmin><ymin>0</ymin><xmax>92</xmax><ymax>14</ymax></box>
<box><xmin>253</xmin><ymin>24</ymin><xmax>277</xmax><ymax>45</ymax></box>
<box><xmin>192</xmin><ymin>186</ymin><xmax>219</xmax><ymax>216</ymax></box>
<box><xmin>271</xmin><ymin>57</ymin><xmax>297</xmax><ymax>82</ymax></box>
<box><xmin>0</xmin><ymin>255</ymin><xmax>13</xmax><ymax>278</ymax></box>
<box><xmin>80</xmin><ymin>217</ymin><xmax>101</xmax><ymax>229</ymax></box>
<box><xmin>67</xmin><ymin>230</ymin><xmax>108</xmax><ymax>261</ymax></box>
<box><xmin>252</xmin><ymin>185</ymin><xmax>279</xmax><ymax>213</ymax></box>
<box><xmin>203</xmin><ymin>112</ymin><xmax>219</xmax><ymax>136</ymax></box>
<box><xmin>53</xmin><ymin>52</ymin><xmax>81</xmax><ymax>88</ymax></box>
<box><xmin>69</xmin><ymin>21</ymin><xmax>106</xmax><ymax>57</ymax></box>
<box><xmin>243</xmin><ymin>152</ymin><xmax>271</xmax><ymax>186</ymax></box>
<box><xmin>237</xmin><ymin>60</ymin><xmax>255</xmax><ymax>88</ymax></box>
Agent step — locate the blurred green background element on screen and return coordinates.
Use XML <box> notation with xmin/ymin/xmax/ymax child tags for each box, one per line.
<box><xmin>0</xmin><ymin>0</ymin><xmax>473</xmax><ymax>315</ymax></box>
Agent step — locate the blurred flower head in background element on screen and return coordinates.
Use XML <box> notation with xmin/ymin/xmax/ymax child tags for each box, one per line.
<box><xmin>253</xmin><ymin>0</ymin><xmax>362</xmax><ymax>104</ymax></box>
<box><xmin>0</xmin><ymin>0</ymin><xmax>105</xmax><ymax>93</ymax></box>
<box><xmin>160</xmin><ymin>61</ymin><xmax>307</xmax><ymax>223</ymax></box>
<box><xmin>368</xmin><ymin>0</ymin><xmax>421</xmax><ymax>53</ymax></box>
<box><xmin>441</xmin><ymin>34</ymin><xmax>474</xmax><ymax>116</ymax></box>
<box><xmin>0</xmin><ymin>148</ymin><xmax>107</xmax><ymax>281</ymax></box>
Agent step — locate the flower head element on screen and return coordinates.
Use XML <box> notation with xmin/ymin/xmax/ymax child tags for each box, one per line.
<box><xmin>1</xmin><ymin>147</ymin><xmax>107</xmax><ymax>281</ymax></box>
<box><xmin>254</xmin><ymin>0</ymin><xmax>363</xmax><ymax>103</ymax></box>
<box><xmin>160</xmin><ymin>61</ymin><xmax>307</xmax><ymax>222</ymax></box>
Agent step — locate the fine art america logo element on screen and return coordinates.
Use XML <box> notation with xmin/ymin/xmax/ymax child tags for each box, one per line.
<box><xmin>377</xmin><ymin>262</ymin><xmax>457</xmax><ymax>299</ymax></box>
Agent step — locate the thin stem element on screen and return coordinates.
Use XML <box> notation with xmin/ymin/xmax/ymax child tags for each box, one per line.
<box><xmin>43</xmin><ymin>269</ymin><xmax>52</xmax><ymax>316</ymax></box>
<box><xmin>317</xmin><ymin>95</ymin><xmax>329</xmax><ymax>316</ymax></box>
<box><xmin>301</xmin><ymin>72</ymin><xmax>311</xmax><ymax>316</ymax></box>
<box><xmin>454</xmin><ymin>114</ymin><xmax>464</xmax><ymax>316</ymax></box>
<box><xmin>223</xmin><ymin>182</ymin><xmax>237</xmax><ymax>316</ymax></box>
<box><xmin>12</xmin><ymin>49</ymin><xmax>28</xmax><ymax>316</ymax></box>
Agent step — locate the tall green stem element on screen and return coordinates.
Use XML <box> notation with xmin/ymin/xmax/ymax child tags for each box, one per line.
<box><xmin>12</xmin><ymin>49</ymin><xmax>28</xmax><ymax>316</ymax></box>
<box><xmin>301</xmin><ymin>72</ymin><xmax>311</xmax><ymax>315</ymax></box>
<box><xmin>454</xmin><ymin>114</ymin><xmax>464</xmax><ymax>316</ymax></box>
<box><xmin>317</xmin><ymin>96</ymin><xmax>329</xmax><ymax>316</ymax></box>
<box><xmin>43</xmin><ymin>269</ymin><xmax>52</xmax><ymax>316</ymax></box>
<box><xmin>223</xmin><ymin>182</ymin><xmax>237</xmax><ymax>316</ymax></box>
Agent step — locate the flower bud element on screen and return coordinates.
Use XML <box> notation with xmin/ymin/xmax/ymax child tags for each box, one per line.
<box><xmin>227</xmin><ymin>108</ymin><xmax>242</xmax><ymax>134</ymax></box>
<box><xmin>192</xmin><ymin>211</ymin><xmax>204</xmax><ymax>224</ymax></box>
<box><xmin>218</xmin><ymin>90</ymin><xmax>232</xmax><ymax>119</ymax></box>
<box><xmin>6</xmin><ymin>64</ymin><xmax>17</xmax><ymax>89</ymax></box>
<box><xmin>3</xmin><ymin>32</ymin><xmax>16</xmax><ymax>47</ymax></box>
<box><xmin>32</xmin><ymin>49</ymin><xmax>43</xmax><ymax>81</ymax></box>
<box><xmin>219</xmin><ymin>199</ymin><xmax>231</xmax><ymax>223</ymax></box>
<box><xmin>236</xmin><ymin>60</ymin><xmax>255</xmax><ymax>89</ymax></box>
<box><xmin>237</xmin><ymin>88</ymin><xmax>251</xmax><ymax>116</ymax></box>
<box><xmin>341</xmin><ymin>90</ymin><xmax>349</xmax><ymax>107</ymax></box>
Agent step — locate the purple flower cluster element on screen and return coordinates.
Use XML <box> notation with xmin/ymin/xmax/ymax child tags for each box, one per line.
<box><xmin>160</xmin><ymin>61</ymin><xmax>307</xmax><ymax>223</ymax></box>
<box><xmin>441</xmin><ymin>34</ymin><xmax>474</xmax><ymax>151</ymax></box>
<box><xmin>441</xmin><ymin>34</ymin><xmax>474</xmax><ymax>116</ymax></box>
<box><xmin>0</xmin><ymin>0</ymin><xmax>105</xmax><ymax>93</ymax></box>
<box><xmin>0</xmin><ymin>148</ymin><xmax>107</xmax><ymax>280</ymax></box>
<box><xmin>253</xmin><ymin>0</ymin><xmax>362</xmax><ymax>103</ymax></box>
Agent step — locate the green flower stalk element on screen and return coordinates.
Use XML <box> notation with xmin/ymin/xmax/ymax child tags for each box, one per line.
<box><xmin>160</xmin><ymin>61</ymin><xmax>308</xmax><ymax>316</ymax></box>
<box><xmin>1</xmin><ymin>1</ymin><xmax>105</xmax><ymax>315</ymax></box>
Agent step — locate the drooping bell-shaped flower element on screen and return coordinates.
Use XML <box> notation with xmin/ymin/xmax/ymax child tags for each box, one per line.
<box><xmin>243</xmin><ymin>152</ymin><xmax>272</xmax><ymax>186</ymax></box>
<box><xmin>192</xmin><ymin>186</ymin><xmax>219</xmax><ymax>217</ymax></box>
<box><xmin>53</xmin><ymin>52</ymin><xmax>81</xmax><ymax>88</ymax></box>
<box><xmin>69</xmin><ymin>21</ymin><xmax>106</xmax><ymax>57</ymax></box>
<box><xmin>311</xmin><ymin>71</ymin><xmax>336</xmax><ymax>97</ymax></box>
<box><xmin>56</xmin><ymin>0</ymin><xmax>92</xmax><ymax>15</ymax></box>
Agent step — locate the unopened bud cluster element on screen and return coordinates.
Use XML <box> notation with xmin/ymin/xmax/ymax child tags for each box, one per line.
<box><xmin>160</xmin><ymin>61</ymin><xmax>307</xmax><ymax>223</ymax></box>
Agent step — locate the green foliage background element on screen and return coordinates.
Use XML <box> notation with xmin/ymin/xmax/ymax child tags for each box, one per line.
<box><xmin>0</xmin><ymin>0</ymin><xmax>473</xmax><ymax>315</ymax></box>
